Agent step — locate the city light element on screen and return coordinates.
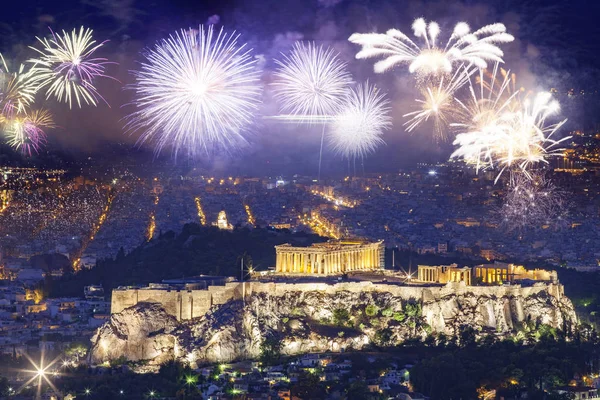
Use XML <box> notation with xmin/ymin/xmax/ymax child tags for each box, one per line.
<box><xmin>244</xmin><ymin>204</ymin><xmax>255</xmax><ymax>226</ymax></box>
<box><xmin>194</xmin><ymin>196</ymin><xmax>207</xmax><ymax>226</ymax></box>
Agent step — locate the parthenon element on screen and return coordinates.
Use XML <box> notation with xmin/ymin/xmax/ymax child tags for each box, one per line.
<box><xmin>275</xmin><ymin>240</ymin><xmax>384</xmax><ymax>275</ymax></box>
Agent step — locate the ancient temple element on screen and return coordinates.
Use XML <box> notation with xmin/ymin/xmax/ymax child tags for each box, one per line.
<box><xmin>417</xmin><ymin>264</ymin><xmax>472</xmax><ymax>285</ymax></box>
<box><xmin>275</xmin><ymin>240</ymin><xmax>384</xmax><ymax>275</ymax></box>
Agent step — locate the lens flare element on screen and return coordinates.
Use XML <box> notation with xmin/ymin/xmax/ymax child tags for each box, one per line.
<box><xmin>126</xmin><ymin>25</ymin><xmax>263</xmax><ymax>158</ymax></box>
<box><xmin>28</xmin><ymin>26</ymin><xmax>114</xmax><ymax>108</ymax></box>
<box><xmin>272</xmin><ymin>42</ymin><xmax>352</xmax><ymax>122</ymax></box>
<box><xmin>349</xmin><ymin>18</ymin><xmax>514</xmax><ymax>79</ymax></box>
<box><xmin>329</xmin><ymin>81</ymin><xmax>391</xmax><ymax>159</ymax></box>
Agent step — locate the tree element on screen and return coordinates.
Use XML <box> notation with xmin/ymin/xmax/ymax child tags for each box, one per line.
<box><xmin>291</xmin><ymin>371</ymin><xmax>326</xmax><ymax>400</ymax></box>
<box><xmin>365</xmin><ymin>304</ymin><xmax>379</xmax><ymax>317</ymax></box>
<box><xmin>332</xmin><ymin>308</ymin><xmax>350</xmax><ymax>326</ymax></box>
<box><xmin>404</xmin><ymin>302</ymin><xmax>424</xmax><ymax>336</ymax></box>
<box><xmin>374</xmin><ymin>328</ymin><xmax>393</xmax><ymax>346</ymax></box>
<box><xmin>345</xmin><ymin>381</ymin><xmax>372</xmax><ymax>400</ymax></box>
<box><xmin>260</xmin><ymin>334</ymin><xmax>281</xmax><ymax>364</ymax></box>
<box><xmin>0</xmin><ymin>376</ymin><xmax>8</xmax><ymax>397</ymax></box>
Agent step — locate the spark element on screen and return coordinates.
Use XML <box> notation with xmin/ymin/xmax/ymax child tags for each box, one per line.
<box><xmin>329</xmin><ymin>81</ymin><xmax>391</xmax><ymax>159</ymax></box>
<box><xmin>126</xmin><ymin>25</ymin><xmax>262</xmax><ymax>158</ymax></box>
<box><xmin>28</xmin><ymin>26</ymin><xmax>114</xmax><ymax>108</ymax></box>
<box><xmin>450</xmin><ymin>65</ymin><xmax>570</xmax><ymax>181</ymax></box>
<box><xmin>272</xmin><ymin>42</ymin><xmax>352</xmax><ymax>122</ymax></box>
<box><xmin>499</xmin><ymin>171</ymin><xmax>570</xmax><ymax>232</ymax></box>
<box><xmin>403</xmin><ymin>66</ymin><xmax>474</xmax><ymax>140</ymax></box>
<box><xmin>4</xmin><ymin>109</ymin><xmax>55</xmax><ymax>156</ymax></box>
<box><xmin>349</xmin><ymin>18</ymin><xmax>514</xmax><ymax>79</ymax></box>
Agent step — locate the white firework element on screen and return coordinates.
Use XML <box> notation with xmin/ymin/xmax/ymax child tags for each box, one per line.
<box><xmin>126</xmin><ymin>25</ymin><xmax>263</xmax><ymax>158</ymax></box>
<box><xmin>0</xmin><ymin>55</ymin><xmax>38</xmax><ymax>121</ymax></box>
<box><xmin>28</xmin><ymin>26</ymin><xmax>113</xmax><ymax>108</ymax></box>
<box><xmin>403</xmin><ymin>65</ymin><xmax>474</xmax><ymax>140</ymax></box>
<box><xmin>330</xmin><ymin>81</ymin><xmax>391</xmax><ymax>159</ymax></box>
<box><xmin>272</xmin><ymin>42</ymin><xmax>352</xmax><ymax>122</ymax></box>
<box><xmin>451</xmin><ymin>66</ymin><xmax>569</xmax><ymax>182</ymax></box>
<box><xmin>349</xmin><ymin>18</ymin><xmax>514</xmax><ymax>78</ymax></box>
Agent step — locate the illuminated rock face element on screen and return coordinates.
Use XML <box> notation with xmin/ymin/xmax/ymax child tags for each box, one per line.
<box><xmin>90</xmin><ymin>283</ymin><xmax>577</xmax><ymax>366</ymax></box>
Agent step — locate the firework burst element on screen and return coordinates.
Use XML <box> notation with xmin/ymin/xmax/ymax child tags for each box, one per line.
<box><xmin>272</xmin><ymin>42</ymin><xmax>352</xmax><ymax>122</ymax></box>
<box><xmin>0</xmin><ymin>55</ymin><xmax>38</xmax><ymax>120</ymax></box>
<box><xmin>349</xmin><ymin>18</ymin><xmax>514</xmax><ymax>79</ymax></box>
<box><xmin>450</xmin><ymin>66</ymin><xmax>569</xmax><ymax>181</ymax></box>
<box><xmin>403</xmin><ymin>66</ymin><xmax>474</xmax><ymax>140</ymax></box>
<box><xmin>4</xmin><ymin>109</ymin><xmax>55</xmax><ymax>156</ymax></box>
<box><xmin>28</xmin><ymin>26</ymin><xmax>113</xmax><ymax>108</ymax></box>
<box><xmin>126</xmin><ymin>25</ymin><xmax>263</xmax><ymax>158</ymax></box>
<box><xmin>329</xmin><ymin>81</ymin><xmax>391</xmax><ymax>159</ymax></box>
<box><xmin>499</xmin><ymin>171</ymin><xmax>570</xmax><ymax>232</ymax></box>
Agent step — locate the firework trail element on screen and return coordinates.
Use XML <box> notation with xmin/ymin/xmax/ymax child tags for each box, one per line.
<box><xmin>0</xmin><ymin>55</ymin><xmax>38</xmax><ymax>121</ymax></box>
<box><xmin>28</xmin><ymin>26</ymin><xmax>113</xmax><ymax>108</ymax></box>
<box><xmin>272</xmin><ymin>42</ymin><xmax>352</xmax><ymax>122</ymax></box>
<box><xmin>349</xmin><ymin>18</ymin><xmax>514</xmax><ymax>79</ymax></box>
<box><xmin>450</xmin><ymin>65</ymin><xmax>569</xmax><ymax>181</ymax></box>
<box><xmin>329</xmin><ymin>81</ymin><xmax>391</xmax><ymax>159</ymax></box>
<box><xmin>499</xmin><ymin>171</ymin><xmax>570</xmax><ymax>232</ymax></box>
<box><xmin>403</xmin><ymin>65</ymin><xmax>474</xmax><ymax>140</ymax></box>
<box><xmin>4</xmin><ymin>109</ymin><xmax>55</xmax><ymax>156</ymax></box>
<box><xmin>126</xmin><ymin>25</ymin><xmax>263</xmax><ymax>158</ymax></box>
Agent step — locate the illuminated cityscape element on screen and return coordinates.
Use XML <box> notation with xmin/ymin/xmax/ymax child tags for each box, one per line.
<box><xmin>1</xmin><ymin>0</ymin><xmax>600</xmax><ymax>399</ymax></box>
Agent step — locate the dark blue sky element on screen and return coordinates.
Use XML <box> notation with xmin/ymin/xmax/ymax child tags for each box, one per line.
<box><xmin>0</xmin><ymin>0</ymin><xmax>599</xmax><ymax>175</ymax></box>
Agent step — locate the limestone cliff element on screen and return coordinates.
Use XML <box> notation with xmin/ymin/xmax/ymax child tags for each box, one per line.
<box><xmin>90</xmin><ymin>282</ymin><xmax>577</xmax><ymax>366</ymax></box>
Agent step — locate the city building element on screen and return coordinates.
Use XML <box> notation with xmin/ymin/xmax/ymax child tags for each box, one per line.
<box><xmin>274</xmin><ymin>240</ymin><xmax>384</xmax><ymax>275</ymax></box>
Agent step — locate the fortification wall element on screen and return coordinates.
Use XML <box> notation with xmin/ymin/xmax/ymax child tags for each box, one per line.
<box><xmin>111</xmin><ymin>280</ymin><xmax>564</xmax><ymax>321</ymax></box>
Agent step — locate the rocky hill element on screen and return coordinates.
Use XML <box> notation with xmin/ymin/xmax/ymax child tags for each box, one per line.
<box><xmin>90</xmin><ymin>282</ymin><xmax>577</xmax><ymax>366</ymax></box>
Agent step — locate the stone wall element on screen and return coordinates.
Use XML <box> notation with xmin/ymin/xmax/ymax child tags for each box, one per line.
<box><xmin>111</xmin><ymin>280</ymin><xmax>565</xmax><ymax>322</ymax></box>
<box><xmin>94</xmin><ymin>279</ymin><xmax>577</xmax><ymax>366</ymax></box>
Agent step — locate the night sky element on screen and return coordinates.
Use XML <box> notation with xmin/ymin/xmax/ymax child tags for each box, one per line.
<box><xmin>0</xmin><ymin>0</ymin><xmax>599</xmax><ymax>176</ymax></box>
